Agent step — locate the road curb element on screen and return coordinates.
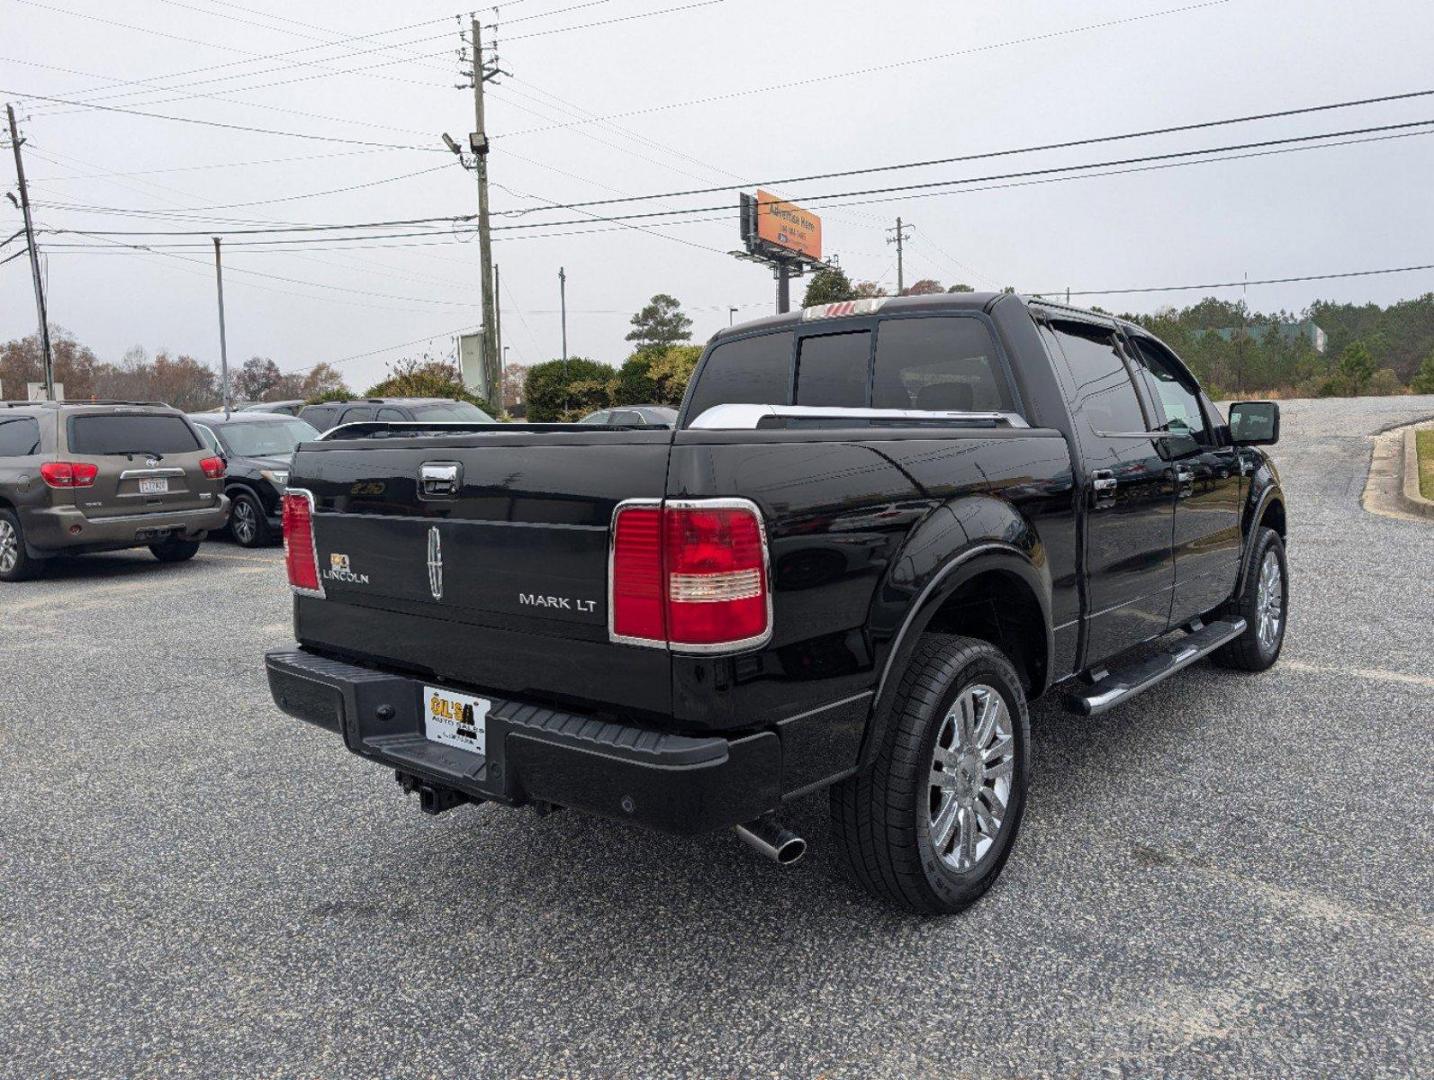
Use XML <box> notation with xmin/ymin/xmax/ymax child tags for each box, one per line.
<box><xmin>1398</xmin><ymin>424</ymin><xmax>1434</xmax><ymax>519</ymax></box>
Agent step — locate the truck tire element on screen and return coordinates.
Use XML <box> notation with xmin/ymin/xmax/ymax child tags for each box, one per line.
<box><xmin>1213</xmin><ymin>526</ymin><xmax>1287</xmax><ymax>672</ymax></box>
<box><xmin>0</xmin><ymin>508</ymin><xmax>42</xmax><ymax>582</ymax></box>
<box><xmin>830</xmin><ymin>634</ymin><xmax>1030</xmax><ymax>914</ymax></box>
<box><xmin>150</xmin><ymin>538</ymin><xmax>202</xmax><ymax>563</ymax></box>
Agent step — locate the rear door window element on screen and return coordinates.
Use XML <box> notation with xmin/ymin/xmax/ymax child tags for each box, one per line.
<box><xmin>683</xmin><ymin>332</ymin><xmax>793</xmax><ymax>426</ymax></box>
<box><xmin>377</xmin><ymin>407</ymin><xmax>407</xmax><ymax>421</ymax></box>
<box><xmin>795</xmin><ymin>331</ymin><xmax>870</xmax><ymax>408</ymax></box>
<box><xmin>69</xmin><ymin>414</ymin><xmax>201</xmax><ymax>455</ymax></box>
<box><xmin>1045</xmin><ymin>320</ymin><xmax>1148</xmax><ymax>435</ymax></box>
<box><xmin>339</xmin><ymin>405</ymin><xmax>375</xmax><ymax>424</ymax></box>
<box><xmin>300</xmin><ymin>406</ymin><xmax>336</xmax><ymax>430</ymax></box>
<box><xmin>873</xmin><ymin>317</ymin><xmax>1015</xmax><ymax>412</ymax></box>
<box><xmin>0</xmin><ymin>417</ymin><xmax>41</xmax><ymax>457</ymax></box>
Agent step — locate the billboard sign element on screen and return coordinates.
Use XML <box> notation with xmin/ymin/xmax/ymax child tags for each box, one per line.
<box><xmin>754</xmin><ymin>189</ymin><xmax>821</xmax><ymax>260</ymax></box>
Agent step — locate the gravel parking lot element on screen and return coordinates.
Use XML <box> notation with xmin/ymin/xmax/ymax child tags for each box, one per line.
<box><xmin>2</xmin><ymin>396</ymin><xmax>1431</xmax><ymax>1079</ymax></box>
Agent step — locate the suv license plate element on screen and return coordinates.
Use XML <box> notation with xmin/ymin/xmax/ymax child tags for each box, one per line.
<box><xmin>424</xmin><ymin>685</ymin><xmax>489</xmax><ymax>756</ymax></box>
<box><xmin>139</xmin><ymin>478</ymin><xmax>169</xmax><ymax>494</ymax></box>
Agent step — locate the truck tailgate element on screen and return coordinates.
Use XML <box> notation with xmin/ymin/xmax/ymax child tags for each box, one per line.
<box><xmin>289</xmin><ymin>430</ymin><xmax>675</xmax><ymax>721</ymax></box>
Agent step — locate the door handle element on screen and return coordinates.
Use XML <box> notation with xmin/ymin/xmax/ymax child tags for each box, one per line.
<box><xmin>1091</xmin><ymin>469</ymin><xmax>1117</xmax><ymax>509</ymax></box>
<box><xmin>420</xmin><ymin>461</ymin><xmax>461</xmax><ymax>499</ymax></box>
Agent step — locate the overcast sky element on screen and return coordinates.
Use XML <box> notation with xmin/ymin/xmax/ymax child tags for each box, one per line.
<box><xmin>3</xmin><ymin>0</ymin><xmax>1432</xmax><ymax>390</ymax></box>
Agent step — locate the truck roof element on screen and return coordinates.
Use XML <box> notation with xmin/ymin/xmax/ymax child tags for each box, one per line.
<box><xmin>711</xmin><ymin>291</ymin><xmax>1134</xmax><ymax>345</ymax></box>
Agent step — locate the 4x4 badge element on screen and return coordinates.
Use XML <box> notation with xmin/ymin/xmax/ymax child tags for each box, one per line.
<box><xmin>427</xmin><ymin>527</ymin><xmax>443</xmax><ymax>600</ymax></box>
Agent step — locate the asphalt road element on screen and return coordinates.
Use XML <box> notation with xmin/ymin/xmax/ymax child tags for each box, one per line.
<box><xmin>2</xmin><ymin>397</ymin><xmax>1431</xmax><ymax>1079</ymax></box>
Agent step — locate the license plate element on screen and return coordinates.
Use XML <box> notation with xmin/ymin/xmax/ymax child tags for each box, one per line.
<box><xmin>138</xmin><ymin>478</ymin><xmax>169</xmax><ymax>495</ymax></box>
<box><xmin>423</xmin><ymin>685</ymin><xmax>489</xmax><ymax>756</ymax></box>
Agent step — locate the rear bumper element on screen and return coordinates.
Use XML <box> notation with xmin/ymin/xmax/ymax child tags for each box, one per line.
<box><xmin>21</xmin><ymin>498</ymin><xmax>231</xmax><ymax>553</ymax></box>
<box><xmin>265</xmin><ymin>648</ymin><xmax>783</xmax><ymax>835</ymax></box>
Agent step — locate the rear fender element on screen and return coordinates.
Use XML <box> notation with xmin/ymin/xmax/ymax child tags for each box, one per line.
<box><xmin>858</xmin><ymin>496</ymin><xmax>1053</xmax><ymax>769</ymax></box>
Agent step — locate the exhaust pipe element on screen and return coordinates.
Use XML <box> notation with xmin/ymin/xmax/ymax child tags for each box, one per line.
<box><xmin>734</xmin><ymin>816</ymin><xmax>807</xmax><ymax>866</ymax></box>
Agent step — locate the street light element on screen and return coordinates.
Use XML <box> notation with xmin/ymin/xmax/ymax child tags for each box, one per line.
<box><xmin>729</xmin><ymin>306</ymin><xmax>739</xmax><ymax>326</ymax></box>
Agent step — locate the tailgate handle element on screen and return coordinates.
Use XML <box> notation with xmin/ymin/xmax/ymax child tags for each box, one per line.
<box><xmin>420</xmin><ymin>462</ymin><xmax>461</xmax><ymax>499</ymax></box>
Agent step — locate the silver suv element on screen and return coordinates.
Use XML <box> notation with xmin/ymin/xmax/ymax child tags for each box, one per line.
<box><xmin>0</xmin><ymin>401</ymin><xmax>231</xmax><ymax>582</ymax></box>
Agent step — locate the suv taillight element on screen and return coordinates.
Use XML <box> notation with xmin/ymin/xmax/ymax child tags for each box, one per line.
<box><xmin>610</xmin><ymin>499</ymin><xmax>771</xmax><ymax>652</ymax></box>
<box><xmin>281</xmin><ymin>490</ymin><xmax>324</xmax><ymax>596</ymax></box>
<box><xmin>200</xmin><ymin>455</ymin><xmax>226</xmax><ymax>480</ymax></box>
<box><xmin>39</xmin><ymin>461</ymin><xmax>98</xmax><ymax>488</ymax></box>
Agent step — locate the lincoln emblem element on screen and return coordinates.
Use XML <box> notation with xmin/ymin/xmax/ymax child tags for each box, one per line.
<box><xmin>427</xmin><ymin>526</ymin><xmax>443</xmax><ymax>600</ymax></box>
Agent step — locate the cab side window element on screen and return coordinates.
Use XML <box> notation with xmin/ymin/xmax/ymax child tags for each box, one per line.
<box><xmin>1129</xmin><ymin>337</ymin><xmax>1211</xmax><ymax>446</ymax></box>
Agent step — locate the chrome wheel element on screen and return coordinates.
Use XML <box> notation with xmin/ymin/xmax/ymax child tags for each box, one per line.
<box><xmin>0</xmin><ymin>519</ymin><xmax>17</xmax><ymax>574</ymax></box>
<box><xmin>1256</xmin><ymin>549</ymin><xmax>1283</xmax><ymax>650</ymax></box>
<box><xmin>928</xmin><ymin>683</ymin><xmax>1015</xmax><ymax>872</ymax></box>
<box><xmin>232</xmin><ymin>498</ymin><xmax>257</xmax><ymax>545</ymax></box>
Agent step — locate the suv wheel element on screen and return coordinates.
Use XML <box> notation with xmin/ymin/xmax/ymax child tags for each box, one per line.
<box><xmin>150</xmin><ymin>538</ymin><xmax>201</xmax><ymax>563</ymax></box>
<box><xmin>830</xmin><ymin>634</ymin><xmax>1030</xmax><ymax>914</ymax></box>
<box><xmin>230</xmin><ymin>491</ymin><xmax>270</xmax><ymax>547</ymax></box>
<box><xmin>0</xmin><ymin>508</ymin><xmax>41</xmax><ymax>582</ymax></box>
<box><xmin>1213</xmin><ymin>526</ymin><xmax>1288</xmax><ymax>672</ymax></box>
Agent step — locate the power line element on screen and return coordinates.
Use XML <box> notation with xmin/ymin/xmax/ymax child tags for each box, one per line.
<box><xmin>497</xmin><ymin>0</ymin><xmax>1232</xmax><ymax>138</ymax></box>
<box><xmin>501</xmin><ymin>0</ymin><xmax>724</xmax><ymax>41</ymax></box>
<box><xmin>481</xmin><ymin>118</ymin><xmax>1434</xmax><ymax>231</ymax></box>
<box><xmin>498</xmin><ymin>89</ymin><xmax>1434</xmax><ymax>213</ymax></box>
<box><xmin>1045</xmin><ymin>263</ymin><xmax>1434</xmax><ymax>299</ymax></box>
<box><xmin>1</xmin><ymin>87</ymin><xmax>447</xmax><ymax>151</ymax></box>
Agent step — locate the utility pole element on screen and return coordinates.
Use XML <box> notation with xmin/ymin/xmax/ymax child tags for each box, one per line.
<box><xmin>886</xmin><ymin>217</ymin><xmax>913</xmax><ymax>296</ymax></box>
<box><xmin>729</xmin><ymin>306</ymin><xmax>738</xmax><ymax>326</ymax></box>
<box><xmin>775</xmin><ymin>261</ymin><xmax>791</xmax><ymax>314</ymax></box>
<box><xmin>213</xmin><ymin>238</ymin><xmax>231</xmax><ymax>418</ymax></box>
<box><xmin>6</xmin><ymin>104</ymin><xmax>53</xmax><ymax>400</ymax></box>
<box><xmin>558</xmin><ymin>266</ymin><xmax>568</xmax><ymax>361</ymax></box>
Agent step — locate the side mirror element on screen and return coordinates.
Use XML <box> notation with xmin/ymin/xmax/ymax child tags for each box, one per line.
<box><xmin>1228</xmin><ymin>401</ymin><xmax>1279</xmax><ymax>446</ymax></box>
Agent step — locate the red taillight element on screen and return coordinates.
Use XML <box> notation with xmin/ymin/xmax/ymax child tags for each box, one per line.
<box><xmin>609</xmin><ymin>499</ymin><xmax>770</xmax><ymax>652</ymax></box>
<box><xmin>281</xmin><ymin>490</ymin><xmax>323</xmax><ymax>596</ymax></box>
<box><xmin>200</xmin><ymin>455</ymin><xmax>226</xmax><ymax>480</ymax></box>
<box><xmin>39</xmin><ymin>461</ymin><xmax>98</xmax><ymax>488</ymax></box>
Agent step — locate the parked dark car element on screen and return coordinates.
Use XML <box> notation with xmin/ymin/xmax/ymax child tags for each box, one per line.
<box><xmin>578</xmin><ymin>405</ymin><xmax>678</xmax><ymax>427</ymax></box>
<box><xmin>238</xmin><ymin>400</ymin><xmax>305</xmax><ymax>417</ymax></box>
<box><xmin>189</xmin><ymin>412</ymin><xmax>320</xmax><ymax>547</ymax></box>
<box><xmin>0</xmin><ymin>400</ymin><xmax>229</xmax><ymax>581</ymax></box>
<box><xmin>296</xmin><ymin>398</ymin><xmax>495</xmax><ymax>434</ymax></box>
<box><xmin>265</xmin><ymin>292</ymin><xmax>1287</xmax><ymax>913</ymax></box>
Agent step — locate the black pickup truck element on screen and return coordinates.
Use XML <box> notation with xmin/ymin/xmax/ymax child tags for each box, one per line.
<box><xmin>266</xmin><ymin>292</ymin><xmax>1287</xmax><ymax>913</ymax></box>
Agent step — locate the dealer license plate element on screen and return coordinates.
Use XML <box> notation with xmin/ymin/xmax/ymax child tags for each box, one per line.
<box><xmin>139</xmin><ymin>478</ymin><xmax>169</xmax><ymax>495</ymax></box>
<box><xmin>424</xmin><ymin>685</ymin><xmax>489</xmax><ymax>756</ymax></box>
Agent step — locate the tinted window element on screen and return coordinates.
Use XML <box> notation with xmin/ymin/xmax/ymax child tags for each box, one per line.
<box><xmin>69</xmin><ymin>414</ymin><xmax>200</xmax><ymax>455</ymax></box>
<box><xmin>873</xmin><ymin>317</ymin><xmax>1015</xmax><ymax>412</ymax></box>
<box><xmin>1130</xmin><ymin>338</ymin><xmax>1210</xmax><ymax>444</ymax></box>
<box><xmin>218</xmin><ymin>419</ymin><xmax>321</xmax><ymax>457</ymax></box>
<box><xmin>795</xmin><ymin>331</ymin><xmax>870</xmax><ymax>408</ymax></box>
<box><xmin>0</xmin><ymin>417</ymin><xmax>40</xmax><ymax>457</ymax></box>
<box><xmin>300</xmin><ymin>406</ymin><xmax>336</xmax><ymax>430</ymax></box>
<box><xmin>409</xmin><ymin>402</ymin><xmax>494</xmax><ymax>422</ymax></box>
<box><xmin>377</xmin><ymin>408</ymin><xmax>407</xmax><ymax>421</ymax></box>
<box><xmin>1047</xmin><ymin>321</ymin><xmax>1146</xmax><ymax>435</ymax></box>
<box><xmin>683</xmin><ymin>332</ymin><xmax>793</xmax><ymax>426</ymax></box>
<box><xmin>194</xmin><ymin>424</ymin><xmax>223</xmax><ymax>454</ymax></box>
<box><xmin>339</xmin><ymin>405</ymin><xmax>375</xmax><ymax>424</ymax></box>
<box><xmin>578</xmin><ymin>411</ymin><xmax>608</xmax><ymax>425</ymax></box>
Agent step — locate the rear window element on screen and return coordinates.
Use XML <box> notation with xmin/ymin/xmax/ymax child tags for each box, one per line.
<box><xmin>68</xmin><ymin>414</ymin><xmax>201</xmax><ymax>456</ymax></box>
<box><xmin>873</xmin><ymin>317</ymin><xmax>1016</xmax><ymax>412</ymax></box>
<box><xmin>408</xmin><ymin>402</ymin><xmax>494</xmax><ymax>423</ymax></box>
<box><xmin>683</xmin><ymin>332</ymin><xmax>792</xmax><ymax>426</ymax></box>
<box><xmin>795</xmin><ymin>331</ymin><xmax>870</xmax><ymax>408</ymax></box>
<box><xmin>0</xmin><ymin>416</ymin><xmax>41</xmax><ymax>457</ymax></box>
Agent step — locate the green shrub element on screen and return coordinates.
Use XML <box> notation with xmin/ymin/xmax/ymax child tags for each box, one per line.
<box><xmin>525</xmin><ymin>357</ymin><xmax>613</xmax><ymax>421</ymax></box>
<box><xmin>1367</xmin><ymin>368</ymin><xmax>1403</xmax><ymax>396</ymax></box>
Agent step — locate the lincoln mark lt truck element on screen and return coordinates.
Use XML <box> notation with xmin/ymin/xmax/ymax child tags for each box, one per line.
<box><xmin>265</xmin><ymin>292</ymin><xmax>1287</xmax><ymax>914</ymax></box>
